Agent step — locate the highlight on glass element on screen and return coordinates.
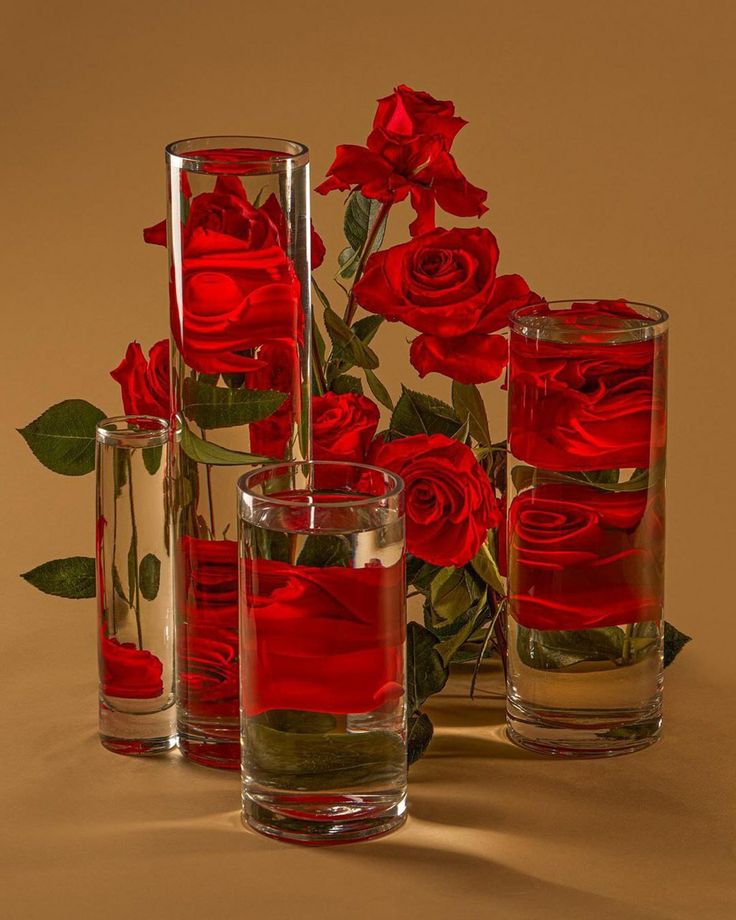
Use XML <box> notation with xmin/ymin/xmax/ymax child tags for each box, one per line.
<box><xmin>505</xmin><ymin>299</ymin><xmax>668</xmax><ymax>756</ymax></box>
<box><xmin>238</xmin><ymin>460</ymin><xmax>407</xmax><ymax>844</ymax></box>
<box><xmin>163</xmin><ymin>137</ymin><xmax>312</xmax><ymax>770</ymax></box>
<box><xmin>95</xmin><ymin>416</ymin><xmax>176</xmax><ymax>755</ymax></box>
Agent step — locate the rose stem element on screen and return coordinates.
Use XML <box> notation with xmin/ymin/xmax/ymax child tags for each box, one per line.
<box><xmin>343</xmin><ymin>201</ymin><xmax>392</xmax><ymax>327</ymax></box>
<box><xmin>197</xmin><ymin>428</ymin><xmax>217</xmax><ymax>538</ymax></box>
<box><xmin>126</xmin><ymin>451</ymin><xmax>144</xmax><ymax>650</ymax></box>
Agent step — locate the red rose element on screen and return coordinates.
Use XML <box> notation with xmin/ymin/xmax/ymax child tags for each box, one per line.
<box><xmin>370</xmin><ymin>433</ymin><xmax>500</xmax><ymax>566</ymax></box>
<box><xmin>144</xmin><ymin>176</ymin><xmax>303</xmax><ymax>376</ymax></box>
<box><xmin>509</xmin><ymin>302</ymin><xmax>667</xmax><ymax>471</ymax></box>
<box><xmin>313</xmin><ymin>392</ymin><xmax>380</xmax><ymax>463</ymax></box>
<box><xmin>317</xmin><ymin>85</ymin><xmax>488</xmax><ymax>236</ymax></box>
<box><xmin>242</xmin><ymin>557</ymin><xmax>405</xmax><ymax>716</ymax></box>
<box><xmin>178</xmin><ymin>538</ymin><xmax>239</xmax><ymax>718</ymax></box>
<box><xmin>248</xmin><ymin>341</ymin><xmax>300</xmax><ymax>459</ymax></box>
<box><xmin>410</xmin><ymin>332</ymin><xmax>508</xmax><ymax>385</ymax></box>
<box><xmin>110</xmin><ymin>340</ymin><xmax>171</xmax><ymax>418</ymax></box>
<box><xmin>508</xmin><ymin>483</ymin><xmax>663</xmax><ymax>631</ymax></box>
<box><xmin>311</xmin><ymin>222</ymin><xmax>326</xmax><ymax>270</ymax></box>
<box><xmin>100</xmin><ymin>632</ymin><xmax>164</xmax><ymax>699</ymax></box>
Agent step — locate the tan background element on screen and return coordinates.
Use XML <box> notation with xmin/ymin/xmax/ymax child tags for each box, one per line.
<box><xmin>1</xmin><ymin>1</ymin><xmax>735</xmax><ymax>917</ymax></box>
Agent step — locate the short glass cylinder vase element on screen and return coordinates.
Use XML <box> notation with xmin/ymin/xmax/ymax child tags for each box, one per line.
<box><xmin>238</xmin><ymin>461</ymin><xmax>408</xmax><ymax>845</ymax></box>
<box><xmin>505</xmin><ymin>300</ymin><xmax>668</xmax><ymax>757</ymax></box>
<box><xmin>165</xmin><ymin>137</ymin><xmax>312</xmax><ymax>769</ymax></box>
<box><xmin>96</xmin><ymin>417</ymin><xmax>176</xmax><ymax>755</ymax></box>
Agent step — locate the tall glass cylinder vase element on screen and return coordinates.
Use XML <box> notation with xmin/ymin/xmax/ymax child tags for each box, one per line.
<box><xmin>506</xmin><ymin>300</ymin><xmax>668</xmax><ymax>756</ymax></box>
<box><xmin>166</xmin><ymin>137</ymin><xmax>312</xmax><ymax>769</ymax></box>
<box><xmin>238</xmin><ymin>461</ymin><xmax>408</xmax><ymax>844</ymax></box>
<box><xmin>96</xmin><ymin>416</ymin><xmax>176</xmax><ymax>755</ymax></box>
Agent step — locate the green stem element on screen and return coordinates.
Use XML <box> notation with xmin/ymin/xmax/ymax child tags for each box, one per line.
<box><xmin>343</xmin><ymin>202</ymin><xmax>392</xmax><ymax>327</ymax></box>
<box><xmin>126</xmin><ymin>452</ymin><xmax>143</xmax><ymax>650</ymax></box>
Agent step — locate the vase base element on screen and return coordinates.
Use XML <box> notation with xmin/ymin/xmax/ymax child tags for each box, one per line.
<box><xmin>99</xmin><ymin>734</ymin><xmax>178</xmax><ymax>756</ymax></box>
<box><xmin>98</xmin><ymin>701</ymin><xmax>177</xmax><ymax>756</ymax></box>
<box><xmin>506</xmin><ymin>698</ymin><xmax>662</xmax><ymax>758</ymax></box>
<box><xmin>242</xmin><ymin>791</ymin><xmax>407</xmax><ymax>846</ymax></box>
<box><xmin>178</xmin><ymin>720</ymin><xmax>240</xmax><ymax>770</ymax></box>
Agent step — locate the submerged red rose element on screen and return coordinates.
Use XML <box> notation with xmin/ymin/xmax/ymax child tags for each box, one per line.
<box><xmin>100</xmin><ymin>632</ymin><xmax>165</xmax><ymax>700</ymax></box>
<box><xmin>110</xmin><ymin>340</ymin><xmax>171</xmax><ymax>418</ymax></box>
<box><xmin>317</xmin><ymin>85</ymin><xmax>488</xmax><ymax>236</ymax></box>
<box><xmin>508</xmin><ymin>302</ymin><xmax>667</xmax><ymax>471</ymax></box>
<box><xmin>370</xmin><ymin>433</ymin><xmax>500</xmax><ymax>567</ymax></box>
<box><xmin>242</xmin><ymin>557</ymin><xmax>405</xmax><ymax>716</ymax></box>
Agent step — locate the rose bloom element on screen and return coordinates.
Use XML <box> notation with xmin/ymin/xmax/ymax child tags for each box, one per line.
<box><xmin>110</xmin><ymin>340</ymin><xmax>171</xmax><ymax>418</ymax></box>
<box><xmin>99</xmin><ymin>633</ymin><xmax>165</xmax><ymax>699</ymax></box>
<box><xmin>248</xmin><ymin>341</ymin><xmax>299</xmax><ymax>460</ymax></box>
<box><xmin>313</xmin><ymin>392</ymin><xmax>380</xmax><ymax>463</ymax></box>
<box><xmin>144</xmin><ymin>175</ymin><xmax>303</xmax><ymax>375</ymax></box>
<box><xmin>242</xmin><ymin>557</ymin><xmax>405</xmax><ymax>716</ymax></box>
<box><xmin>508</xmin><ymin>483</ymin><xmax>664</xmax><ymax>631</ymax></box>
<box><xmin>353</xmin><ymin>227</ymin><xmax>537</xmax><ymax>385</ymax></box>
<box><xmin>317</xmin><ymin>84</ymin><xmax>487</xmax><ymax>236</ymax></box>
<box><xmin>178</xmin><ymin>537</ymin><xmax>239</xmax><ymax>718</ymax></box>
<box><xmin>370</xmin><ymin>433</ymin><xmax>500</xmax><ymax>567</ymax></box>
<box><xmin>508</xmin><ymin>302</ymin><xmax>667</xmax><ymax>471</ymax></box>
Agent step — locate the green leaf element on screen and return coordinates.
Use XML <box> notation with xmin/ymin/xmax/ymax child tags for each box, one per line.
<box><xmin>127</xmin><ymin>540</ymin><xmax>137</xmax><ymax>605</ymax></box>
<box><xmin>428</xmin><ymin>567</ymin><xmax>483</xmax><ymax>631</ymax></box>
<box><xmin>18</xmin><ymin>400</ymin><xmax>106</xmax><ymax>476</ymax></box>
<box><xmin>511</xmin><ymin>463</ymin><xmax>662</xmax><ymax>494</ymax></box>
<box><xmin>407</xmin><ymin>556</ymin><xmax>442</xmax><ymax>596</ymax></box>
<box><xmin>351</xmin><ymin>314</ymin><xmax>383</xmax><ymax>346</ymax></box>
<box><xmin>470</xmin><ymin>543</ymin><xmax>505</xmax><ymax>595</ymax></box>
<box><xmin>222</xmin><ymin>373</ymin><xmax>246</xmax><ymax>389</ymax></box>
<box><xmin>407</xmin><ymin>712</ymin><xmax>434</xmax><ymax>766</ymax></box>
<box><xmin>451</xmin><ymin>381</ymin><xmax>492</xmax><ymax>447</ymax></box>
<box><xmin>337</xmin><ymin>246</ymin><xmax>360</xmax><ymax>279</ymax></box>
<box><xmin>142</xmin><ymin>445</ymin><xmax>163</xmax><ymax>476</ymax></box>
<box><xmin>324</xmin><ymin>306</ymin><xmax>379</xmax><ymax>370</ymax></box>
<box><xmin>312</xmin><ymin>317</ymin><xmax>327</xmax><ymax>364</ymax></box>
<box><xmin>664</xmin><ymin>621</ymin><xmax>692</xmax><ymax>667</ymax></box>
<box><xmin>364</xmin><ymin>369</ymin><xmax>393</xmax><ymax>410</ymax></box>
<box><xmin>331</xmin><ymin>374</ymin><xmax>364</xmax><ymax>396</ymax></box>
<box><xmin>312</xmin><ymin>277</ymin><xmax>332</xmax><ymax>311</ymax></box>
<box><xmin>407</xmin><ymin>622</ymin><xmax>449</xmax><ymax>714</ymax></box>
<box><xmin>434</xmin><ymin>596</ymin><xmax>490</xmax><ymax>667</ymax></box>
<box><xmin>180</xmin><ymin>426</ymin><xmax>273</xmax><ymax>466</ymax></box>
<box><xmin>260</xmin><ymin>710</ymin><xmax>338</xmax><ymax>734</ymax></box>
<box><xmin>343</xmin><ymin>191</ymin><xmax>386</xmax><ymax>254</ymax></box>
<box><xmin>390</xmin><ymin>387</ymin><xmax>461</xmax><ymax>438</ymax></box>
<box><xmin>247</xmin><ymin>720</ymin><xmax>404</xmax><ymax>791</ymax></box>
<box><xmin>296</xmin><ymin>534</ymin><xmax>352</xmax><ymax>568</ymax></box>
<box><xmin>513</xmin><ymin>625</ymin><xmax>661</xmax><ymax>671</ymax></box>
<box><xmin>139</xmin><ymin>553</ymin><xmax>161</xmax><ymax>601</ymax></box>
<box><xmin>112</xmin><ymin>563</ymin><xmax>129</xmax><ymax>605</ymax></box>
<box><xmin>183</xmin><ymin>378</ymin><xmax>287</xmax><ymax>430</ymax></box>
<box><xmin>21</xmin><ymin>557</ymin><xmax>96</xmax><ymax>599</ymax></box>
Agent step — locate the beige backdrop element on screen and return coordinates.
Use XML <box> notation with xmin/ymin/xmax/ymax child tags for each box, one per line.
<box><xmin>2</xmin><ymin>2</ymin><xmax>735</xmax><ymax>918</ymax></box>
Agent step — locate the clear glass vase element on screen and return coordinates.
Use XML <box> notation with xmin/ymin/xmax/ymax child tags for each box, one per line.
<box><xmin>505</xmin><ymin>300</ymin><xmax>668</xmax><ymax>756</ymax></box>
<box><xmin>96</xmin><ymin>416</ymin><xmax>176</xmax><ymax>755</ymax></box>
<box><xmin>164</xmin><ymin>137</ymin><xmax>312</xmax><ymax>769</ymax></box>
<box><xmin>238</xmin><ymin>461</ymin><xmax>408</xmax><ymax>844</ymax></box>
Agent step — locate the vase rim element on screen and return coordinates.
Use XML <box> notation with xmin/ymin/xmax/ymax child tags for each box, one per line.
<box><xmin>96</xmin><ymin>415</ymin><xmax>170</xmax><ymax>448</ymax></box>
<box><xmin>237</xmin><ymin>460</ymin><xmax>404</xmax><ymax>511</ymax></box>
<box><xmin>165</xmin><ymin>135</ymin><xmax>309</xmax><ymax>173</ymax></box>
<box><xmin>509</xmin><ymin>299</ymin><xmax>669</xmax><ymax>340</ymax></box>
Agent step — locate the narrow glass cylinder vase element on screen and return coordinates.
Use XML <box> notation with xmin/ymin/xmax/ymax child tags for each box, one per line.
<box><xmin>96</xmin><ymin>416</ymin><xmax>176</xmax><ymax>755</ymax></box>
<box><xmin>505</xmin><ymin>300</ymin><xmax>668</xmax><ymax>757</ymax></box>
<box><xmin>238</xmin><ymin>461</ymin><xmax>408</xmax><ymax>845</ymax></box>
<box><xmin>165</xmin><ymin>137</ymin><xmax>312</xmax><ymax>769</ymax></box>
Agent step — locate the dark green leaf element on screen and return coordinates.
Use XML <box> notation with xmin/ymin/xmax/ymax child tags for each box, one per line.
<box><xmin>428</xmin><ymin>567</ymin><xmax>483</xmax><ymax>631</ymax></box>
<box><xmin>139</xmin><ymin>553</ymin><xmax>161</xmax><ymax>601</ymax></box>
<box><xmin>470</xmin><ymin>544</ymin><xmax>505</xmax><ymax>594</ymax></box>
<box><xmin>112</xmin><ymin>563</ymin><xmax>129</xmax><ymax>605</ymax></box>
<box><xmin>511</xmin><ymin>463</ymin><xmax>661</xmax><ymax>494</ymax></box>
<box><xmin>312</xmin><ymin>317</ymin><xmax>327</xmax><ymax>364</ymax></box>
<box><xmin>21</xmin><ymin>557</ymin><xmax>96</xmax><ymax>599</ymax></box>
<box><xmin>364</xmin><ymin>369</ymin><xmax>393</xmax><ymax>410</ymax></box>
<box><xmin>183</xmin><ymin>378</ymin><xmax>287</xmax><ymax>430</ymax></box>
<box><xmin>260</xmin><ymin>710</ymin><xmax>338</xmax><ymax>734</ymax></box>
<box><xmin>434</xmin><ymin>596</ymin><xmax>490</xmax><ymax>667</ymax></box>
<box><xmin>127</xmin><ymin>541</ymin><xmax>137</xmax><ymax>605</ymax></box>
<box><xmin>407</xmin><ymin>712</ymin><xmax>434</xmax><ymax>765</ymax></box>
<box><xmin>180</xmin><ymin>426</ymin><xmax>273</xmax><ymax>465</ymax></box>
<box><xmin>296</xmin><ymin>534</ymin><xmax>352</xmax><ymax>568</ymax></box>
<box><xmin>337</xmin><ymin>246</ymin><xmax>360</xmax><ymax>279</ymax></box>
<box><xmin>18</xmin><ymin>400</ymin><xmax>106</xmax><ymax>476</ymax></box>
<box><xmin>343</xmin><ymin>191</ymin><xmax>386</xmax><ymax>253</ymax></box>
<box><xmin>390</xmin><ymin>387</ymin><xmax>460</xmax><ymax>438</ymax></box>
<box><xmin>331</xmin><ymin>374</ymin><xmax>364</xmax><ymax>396</ymax></box>
<box><xmin>407</xmin><ymin>557</ymin><xmax>442</xmax><ymax>596</ymax></box>
<box><xmin>664</xmin><ymin>621</ymin><xmax>692</xmax><ymax>667</ymax></box>
<box><xmin>351</xmin><ymin>314</ymin><xmax>383</xmax><ymax>346</ymax></box>
<box><xmin>451</xmin><ymin>381</ymin><xmax>492</xmax><ymax>447</ymax></box>
<box><xmin>324</xmin><ymin>306</ymin><xmax>379</xmax><ymax>370</ymax></box>
<box><xmin>222</xmin><ymin>373</ymin><xmax>246</xmax><ymax>389</ymax></box>
<box><xmin>312</xmin><ymin>277</ymin><xmax>332</xmax><ymax>311</ymax></box>
<box><xmin>407</xmin><ymin>622</ymin><xmax>449</xmax><ymax>714</ymax></box>
<box><xmin>513</xmin><ymin>625</ymin><xmax>662</xmax><ymax>670</ymax></box>
<box><xmin>142</xmin><ymin>445</ymin><xmax>163</xmax><ymax>475</ymax></box>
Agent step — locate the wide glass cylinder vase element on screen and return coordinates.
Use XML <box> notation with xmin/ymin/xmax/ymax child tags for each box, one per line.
<box><xmin>506</xmin><ymin>300</ymin><xmax>668</xmax><ymax>756</ymax></box>
<box><xmin>96</xmin><ymin>416</ymin><xmax>176</xmax><ymax>755</ymax></box>
<box><xmin>238</xmin><ymin>461</ymin><xmax>408</xmax><ymax>844</ymax></box>
<box><xmin>166</xmin><ymin>137</ymin><xmax>312</xmax><ymax>769</ymax></box>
